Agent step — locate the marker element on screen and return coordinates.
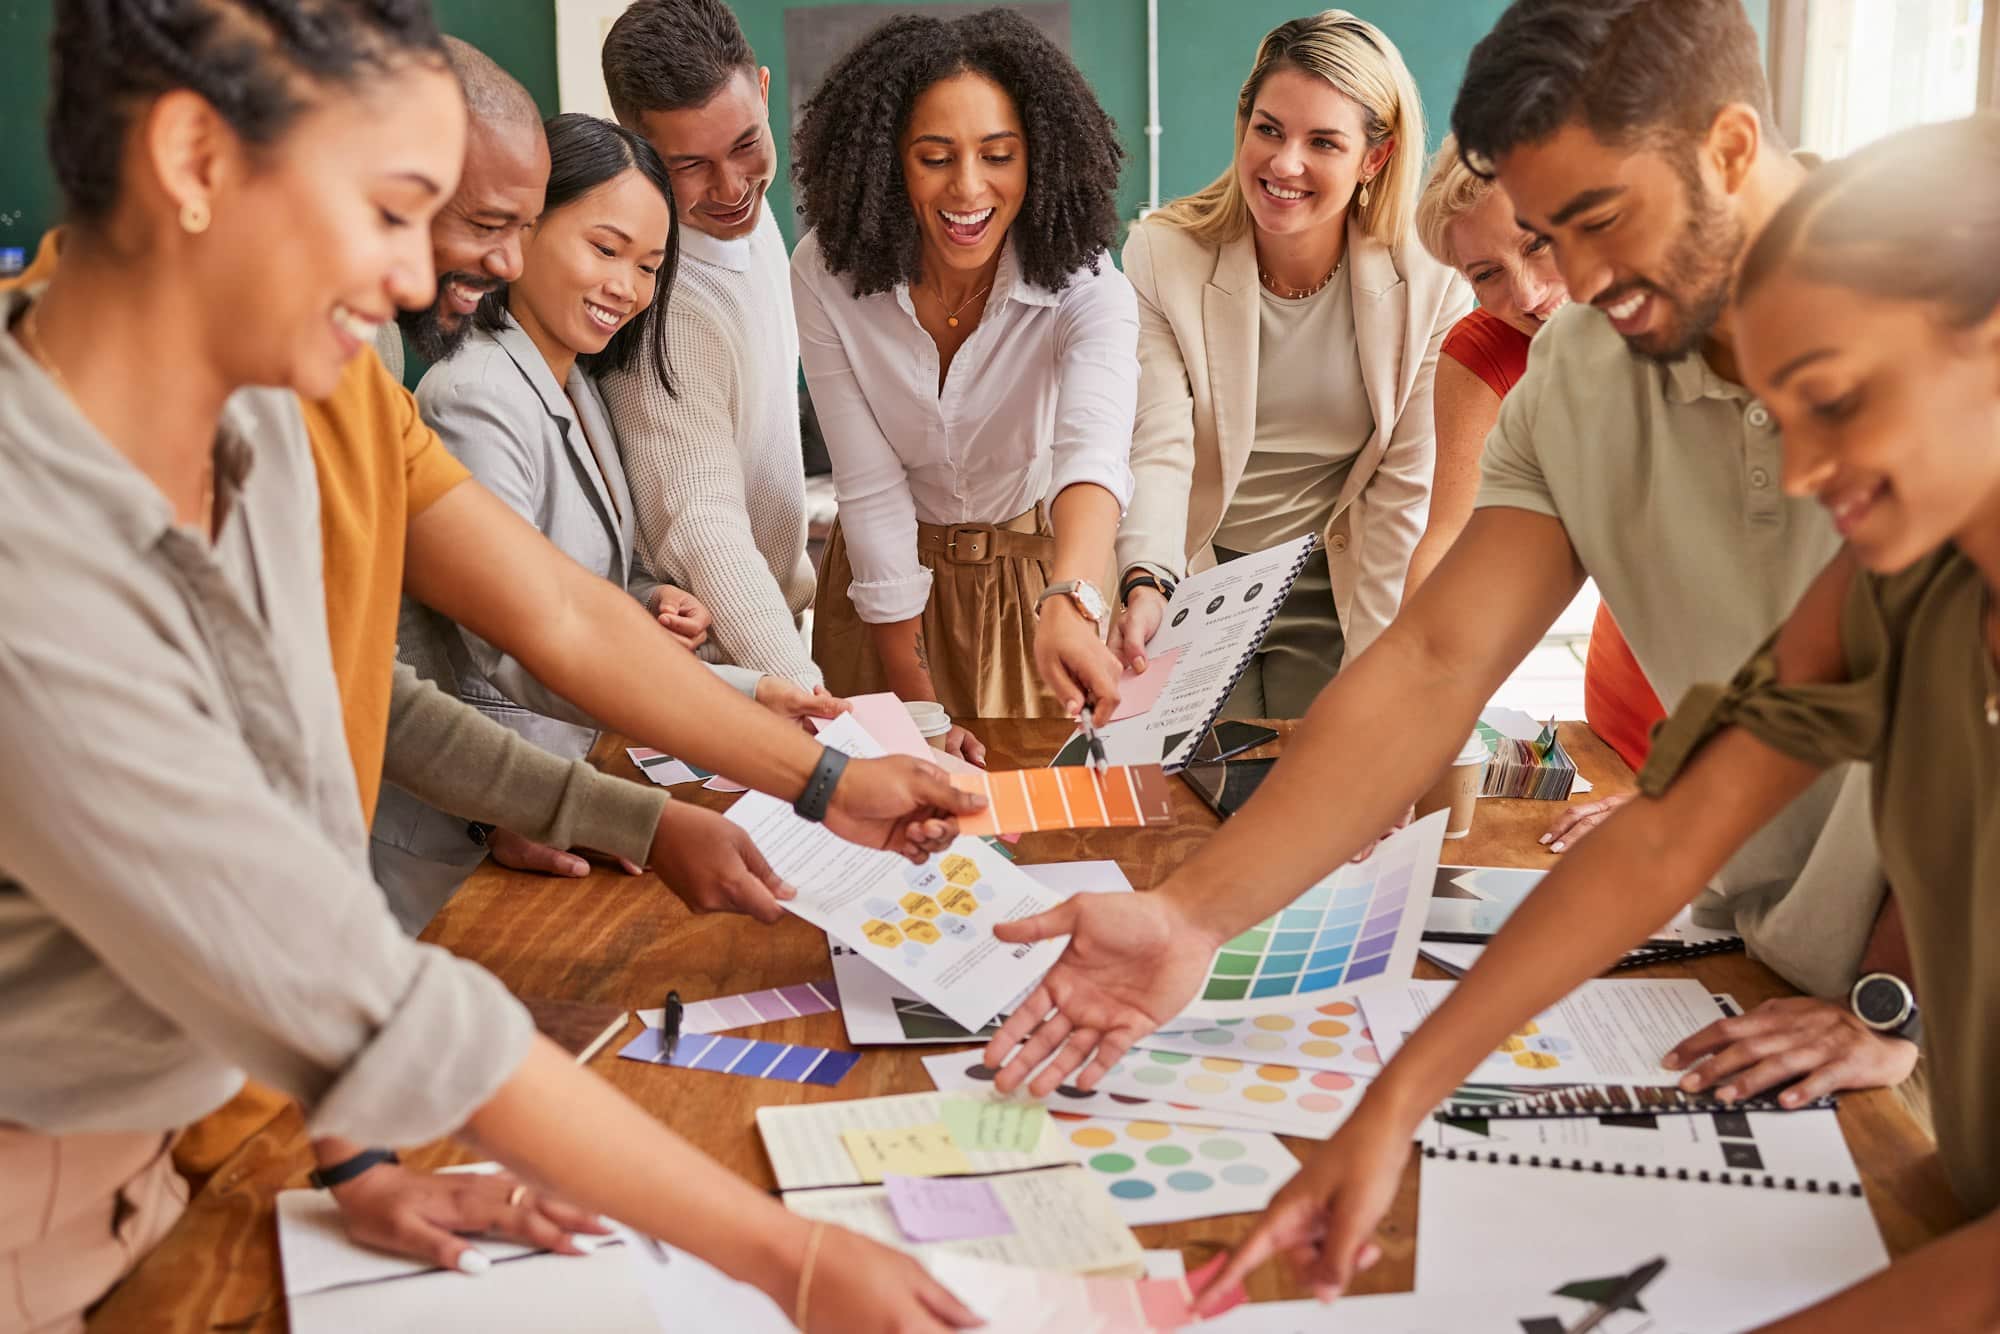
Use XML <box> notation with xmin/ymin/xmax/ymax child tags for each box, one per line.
<box><xmin>658</xmin><ymin>990</ymin><xmax>683</xmax><ymax>1067</ymax></box>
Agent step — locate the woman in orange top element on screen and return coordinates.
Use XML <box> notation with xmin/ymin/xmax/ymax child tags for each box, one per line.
<box><xmin>1411</xmin><ymin>135</ymin><xmax>1665</xmax><ymax>846</ymax></box>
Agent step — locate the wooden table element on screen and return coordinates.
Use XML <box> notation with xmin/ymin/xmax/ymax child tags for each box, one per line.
<box><xmin>93</xmin><ymin>722</ymin><xmax>1961</xmax><ymax>1331</ymax></box>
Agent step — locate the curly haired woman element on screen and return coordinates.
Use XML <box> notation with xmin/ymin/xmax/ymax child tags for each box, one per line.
<box><xmin>790</xmin><ymin>7</ymin><xmax>1138</xmax><ymax>758</ymax></box>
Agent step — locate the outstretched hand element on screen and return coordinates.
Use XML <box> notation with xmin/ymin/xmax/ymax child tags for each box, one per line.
<box><xmin>981</xmin><ymin>891</ymin><xmax>1217</xmax><ymax>1096</ymax></box>
<box><xmin>826</xmin><ymin>754</ymin><xmax>986</xmax><ymax>862</ymax></box>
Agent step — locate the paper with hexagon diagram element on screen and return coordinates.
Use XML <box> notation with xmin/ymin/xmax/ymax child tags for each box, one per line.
<box><xmin>724</xmin><ymin>713</ymin><xmax>1065</xmax><ymax>1032</ymax></box>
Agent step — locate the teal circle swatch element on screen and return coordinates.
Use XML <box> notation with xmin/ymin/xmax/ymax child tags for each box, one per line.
<box><xmin>1192</xmin><ymin>1029</ymin><xmax>1235</xmax><ymax>1046</ymax></box>
<box><xmin>1089</xmin><ymin>1153</ymin><xmax>1136</xmax><ymax>1173</ymax></box>
<box><xmin>1131</xmin><ymin>1066</ymin><xmax>1177</xmax><ymax>1086</ymax></box>
<box><xmin>1146</xmin><ymin>1051</ymin><xmax>1193</xmax><ymax>1065</ymax></box>
<box><xmin>1145</xmin><ymin>1145</ymin><xmax>1193</xmax><ymax>1166</ymax></box>
<box><xmin>1108</xmin><ymin>1179</ymin><xmax>1156</xmax><ymax>1199</ymax></box>
<box><xmin>1221</xmin><ymin>1163</ymin><xmax>1271</xmax><ymax>1186</ymax></box>
<box><xmin>1197</xmin><ymin>1137</ymin><xmax>1248</xmax><ymax>1161</ymax></box>
<box><xmin>1165</xmin><ymin>1171</ymin><xmax>1214</xmax><ymax>1192</ymax></box>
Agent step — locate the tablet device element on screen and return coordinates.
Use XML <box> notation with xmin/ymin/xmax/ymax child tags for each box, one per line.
<box><xmin>1179</xmin><ymin>756</ymin><xmax>1277</xmax><ymax>820</ymax></box>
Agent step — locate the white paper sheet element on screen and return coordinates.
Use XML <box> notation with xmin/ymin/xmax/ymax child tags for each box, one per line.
<box><xmin>831</xmin><ymin>861</ymin><xmax>1135</xmax><ymax>1046</ymax></box>
<box><xmin>755</xmin><ymin>1091</ymin><xmax>1075</xmax><ymax>1191</ymax></box>
<box><xmin>1362</xmin><ymin>978</ymin><xmax>1726</xmax><ymax>1086</ymax></box>
<box><xmin>1201</xmin><ymin>1290</ymin><xmax>1652</xmax><ymax>1332</ymax></box>
<box><xmin>1417</xmin><ymin>1154</ymin><xmax>1887</xmax><ymax>1331</ymax></box>
<box><xmin>727</xmin><ymin>714</ymin><xmax>1064</xmax><ymax>1032</ymax></box>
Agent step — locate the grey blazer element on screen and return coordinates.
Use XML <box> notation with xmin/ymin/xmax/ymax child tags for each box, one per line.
<box><xmin>371</xmin><ymin>315</ymin><xmax>755</xmax><ymax>925</ymax></box>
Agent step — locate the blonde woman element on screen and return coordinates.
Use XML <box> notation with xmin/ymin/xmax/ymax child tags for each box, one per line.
<box><xmin>1110</xmin><ymin>10</ymin><xmax>1470</xmax><ymax>718</ymax></box>
<box><xmin>1412</xmin><ymin>136</ymin><xmax>1663</xmax><ymax>800</ymax></box>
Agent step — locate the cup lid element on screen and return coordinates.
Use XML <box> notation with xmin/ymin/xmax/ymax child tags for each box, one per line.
<box><xmin>1457</xmin><ymin>733</ymin><xmax>1491</xmax><ymax>766</ymax></box>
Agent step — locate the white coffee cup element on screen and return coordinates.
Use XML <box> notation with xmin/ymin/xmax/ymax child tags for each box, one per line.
<box><xmin>904</xmin><ymin>700</ymin><xmax>952</xmax><ymax>750</ymax></box>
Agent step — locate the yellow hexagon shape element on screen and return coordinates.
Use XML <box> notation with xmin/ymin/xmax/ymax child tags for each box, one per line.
<box><xmin>1513</xmin><ymin>1050</ymin><xmax>1562</xmax><ymax>1070</ymax></box>
<box><xmin>862</xmin><ymin>919</ymin><xmax>903</xmax><ymax>948</ymax></box>
<box><xmin>901</xmin><ymin>917</ymin><xmax>942</xmax><ymax>944</ymax></box>
<box><xmin>940</xmin><ymin>854</ymin><xmax>981</xmax><ymax>887</ymax></box>
<box><xmin>899</xmin><ymin>892</ymin><xmax>941</xmax><ymax>919</ymax></box>
<box><xmin>939</xmin><ymin>886</ymin><xmax>980</xmax><ymax>916</ymax></box>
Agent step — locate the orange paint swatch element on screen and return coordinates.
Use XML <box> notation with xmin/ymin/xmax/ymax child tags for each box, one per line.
<box><xmin>951</xmin><ymin>764</ymin><xmax>1174</xmax><ymax>836</ymax></box>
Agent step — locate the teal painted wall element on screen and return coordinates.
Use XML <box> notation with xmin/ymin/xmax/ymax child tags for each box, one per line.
<box><xmin>0</xmin><ymin>0</ymin><xmax>1772</xmax><ymax>258</ymax></box>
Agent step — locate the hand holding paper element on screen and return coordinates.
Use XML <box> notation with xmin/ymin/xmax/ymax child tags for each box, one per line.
<box><xmin>948</xmin><ymin>764</ymin><xmax>1173</xmax><ymax>837</ymax></box>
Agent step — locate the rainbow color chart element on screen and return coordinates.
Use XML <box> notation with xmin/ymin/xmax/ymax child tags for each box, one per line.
<box><xmin>1177</xmin><ymin>810</ymin><xmax>1444</xmax><ymax>1022</ymax></box>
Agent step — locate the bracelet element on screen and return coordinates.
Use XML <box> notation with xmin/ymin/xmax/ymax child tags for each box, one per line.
<box><xmin>794</xmin><ymin>1220</ymin><xmax>826</xmax><ymax>1330</ymax></box>
<box><xmin>308</xmin><ymin>1146</ymin><xmax>400</xmax><ymax>1190</ymax></box>
<box><xmin>1119</xmin><ymin>568</ymin><xmax>1175</xmax><ymax>607</ymax></box>
<box><xmin>792</xmin><ymin>745</ymin><xmax>848</xmax><ymax>823</ymax></box>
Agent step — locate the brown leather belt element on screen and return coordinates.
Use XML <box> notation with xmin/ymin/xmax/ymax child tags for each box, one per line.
<box><xmin>914</xmin><ymin>510</ymin><xmax>1054</xmax><ymax>566</ymax></box>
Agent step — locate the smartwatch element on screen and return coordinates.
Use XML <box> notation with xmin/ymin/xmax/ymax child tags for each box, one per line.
<box><xmin>793</xmin><ymin>745</ymin><xmax>849</xmax><ymax>823</ymax></box>
<box><xmin>309</xmin><ymin>1147</ymin><xmax>401</xmax><ymax>1190</ymax></box>
<box><xmin>1848</xmin><ymin>971</ymin><xmax>1922</xmax><ymax>1045</ymax></box>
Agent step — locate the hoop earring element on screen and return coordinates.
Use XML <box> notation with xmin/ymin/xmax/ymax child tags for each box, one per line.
<box><xmin>1357</xmin><ymin>181</ymin><xmax>1372</xmax><ymax>210</ymax></box>
<box><xmin>179</xmin><ymin>200</ymin><xmax>211</xmax><ymax>235</ymax></box>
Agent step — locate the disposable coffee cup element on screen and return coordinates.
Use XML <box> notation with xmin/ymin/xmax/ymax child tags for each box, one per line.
<box><xmin>1415</xmin><ymin>732</ymin><xmax>1489</xmax><ymax>839</ymax></box>
<box><xmin>904</xmin><ymin>700</ymin><xmax>952</xmax><ymax>750</ymax></box>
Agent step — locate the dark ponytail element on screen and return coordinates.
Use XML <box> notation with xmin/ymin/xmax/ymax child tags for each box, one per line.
<box><xmin>1739</xmin><ymin>114</ymin><xmax>2000</xmax><ymax>330</ymax></box>
<box><xmin>49</xmin><ymin>0</ymin><xmax>445</xmax><ymax>225</ymax></box>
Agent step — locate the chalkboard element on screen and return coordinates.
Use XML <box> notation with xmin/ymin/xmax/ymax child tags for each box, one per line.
<box><xmin>784</xmin><ymin>3</ymin><xmax>1071</xmax><ymax>129</ymax></box>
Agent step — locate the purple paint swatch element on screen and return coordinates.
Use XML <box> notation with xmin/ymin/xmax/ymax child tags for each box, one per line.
<box><xmin>883</xmin><ymin>1175</ymin><xmax>1015</xmax><ymax>1243</ymax></box>
<box><xmin>678</xmin><ymin>980</ymin><xmax>841</xmax><ymax>1034</ymax></box>
<box><xmin>618</xmin><ymin>1028</ymin><xmax>859</xmax><ymax>1087</ymax></box>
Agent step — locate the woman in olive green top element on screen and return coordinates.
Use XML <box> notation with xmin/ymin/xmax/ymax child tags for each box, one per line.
<box><xmin>1190</xmin><ymin>116</ymin><xmax>2000</xmax><ymax>1329</ymax></box>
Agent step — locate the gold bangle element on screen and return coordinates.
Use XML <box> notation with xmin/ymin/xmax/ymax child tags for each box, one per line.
<box><xmin>794</xmin><ymin>1220</ymin><xmax>826</xmax><ymax>1331</ymax></box>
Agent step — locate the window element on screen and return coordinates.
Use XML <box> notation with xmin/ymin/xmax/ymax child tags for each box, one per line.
<box><xmin>1774</xmin><ymin>0</ymin><xmax>1993</xmax><ymax>156</ymax></box>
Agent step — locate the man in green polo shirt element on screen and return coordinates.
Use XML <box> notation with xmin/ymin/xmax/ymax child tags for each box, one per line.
<box><xmin>981</xmin><ymin>0</ymin><xmax>1917</xmax><ymax>1107</ymax></box>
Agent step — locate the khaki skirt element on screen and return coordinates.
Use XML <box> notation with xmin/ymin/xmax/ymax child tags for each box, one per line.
<box><xmin>815</xmin><ymin>505</ymin><xmax>1063</xmax><ymax>720</ymax></box>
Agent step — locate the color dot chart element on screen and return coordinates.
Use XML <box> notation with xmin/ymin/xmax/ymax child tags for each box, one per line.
<box><xmin>1176</xmin><ymin>809</ymin><xmax>1444</xmax><ymax>1022</ymax></box>
<box><xmin>919</xmin><ymin>1052</ymin><xmax>1297</xmax><ymax>1138</ymax></box>
<box><xmin>1134</xmin><ymin>1000</ymin><xmax>1383</xmax><ymax>1078</ymax></box>
<box><xmin>1089</xmin><ymin>1050</ymin><xmax>1369</xmax><ymax>1140</ymax></box>
<box><xmin>1050</xmin><ymin>1113</ymin><xmax>1301</xmax><ymax>1227</ymax></box>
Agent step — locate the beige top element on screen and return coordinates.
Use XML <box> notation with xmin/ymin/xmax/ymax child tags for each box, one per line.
<box><xmin>0</xmin><ymin>287</ymin><xmax>531</xmax><ymax>1142</ymax></box>
<box><xmin>602</xmin><ymin>206</ymin><xmax>821</xmax><ymax>685</ymax></box>
<box><xmin>1475</xmin><ymin>304</ymin><xmax>1882</xmax><ymax>998</ymax></box>
<box><xmin>1212</xmin><ymin>278</ymin><xmax>1374</xmax><ymax>553</ymax></box>
<box><xmin>1640</xmin><ymin>546</ymin><xmax>1998</xmax><ymax>1213</ymax></box>
<box><xmin>1116</xmin><ymin>217</ymin><xmax>1471</xmax><ymax>663</ymax></box>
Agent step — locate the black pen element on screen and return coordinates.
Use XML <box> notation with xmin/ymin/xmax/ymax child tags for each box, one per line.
<box><xmin>658</xmin><ymin>990</ymin><xmax>682</xmax><ymax>1067</ymax></box>
<box><xmin>1565</xmin><ymin>1256</ymin><xmax>1666</xmax><ymax>1334</ymax></box>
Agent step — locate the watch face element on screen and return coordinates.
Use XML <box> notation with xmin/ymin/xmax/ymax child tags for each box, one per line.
<box><xmin>1075</xmin><ymin>582</ymin><xmax>1107</xmax><ymax>622</ymax></box>
<box><xmin>1854</xmin><ymin>975</ymin><xmax>1911</xmax><ymax>1027</ymax></box>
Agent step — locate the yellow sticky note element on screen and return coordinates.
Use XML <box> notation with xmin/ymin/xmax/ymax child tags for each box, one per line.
<box><xmin>840</xmin><ymin>1124</ymin><xmax>974</xmax><ymax>1183</ymax></box>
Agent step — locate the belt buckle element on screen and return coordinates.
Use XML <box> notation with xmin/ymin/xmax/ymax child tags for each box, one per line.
<box><xmin>945</xmin><ymin>524</ymin><xmax>996</xmax><ymax>566</ymax></box>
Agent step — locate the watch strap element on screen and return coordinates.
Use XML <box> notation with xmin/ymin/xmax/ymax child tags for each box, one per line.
<box><xmin>1119</xmin><ymin>568</ymin><xmax>1176</xmax><ymax>606</ymax></box>
<box><xmin>793</xmin><ymin>745</ymin><xmax>849</xmax><ymax>823</ymax></box>
<box><xmin>309</xmin><ymin>1147</ymin><xmax>400</xmax><ymax>1190</ymax></box>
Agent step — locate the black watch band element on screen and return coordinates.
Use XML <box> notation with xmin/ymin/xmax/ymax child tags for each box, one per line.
<box><xmin>793</xmin><ymin>745</ymin><xmax>849</xmax><ymax>823</ymax></box>
<box><xmin>1119</xmin><ymin>568</ymin><xmax>1175</xmax><ymax>607</ymax></box>
<box><xmin>309</xmin><ymin>1147</ymin><xmax>400</xmax><ymax>1190</ymax></box>
<box><xmin>466</xmin><ymin>821</ymin><xmax>495</xmax><ymax>847</ymax></box>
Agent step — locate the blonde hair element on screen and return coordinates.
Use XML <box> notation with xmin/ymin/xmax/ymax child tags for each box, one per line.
<box><xmin>1414</xmin><ymin>132</ymin><xmax>1494</xmax><ymax>268</ymax></box>
<box><xmin>1153</xmin><ymin>10</ymin><xmax>1425</xmax><ymax>249</ymax></box>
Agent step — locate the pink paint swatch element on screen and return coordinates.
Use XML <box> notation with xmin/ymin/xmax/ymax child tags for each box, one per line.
<box><xmin>1110</xmin><ymin>646</ymin><xmax>1184</xmax><ymax>722</ymax></box>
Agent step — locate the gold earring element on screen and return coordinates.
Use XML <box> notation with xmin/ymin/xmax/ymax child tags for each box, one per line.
<box><xmin>1357</xmin><ymin>181</ymin><xmax>1372</xmax><ymax>210</ymax></box>
<box><xmin>179</xmin><ymin>200</ymin><xmax>211</xmax><ymax>234</ymax></box>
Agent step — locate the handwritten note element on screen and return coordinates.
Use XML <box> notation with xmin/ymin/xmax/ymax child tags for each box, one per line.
<box><xmin>940</xmin><ymin>1097</ymin><xmax>1047</xmax><ymax>1154</ymax></box>
<box><xmin>882</xmin><ymin>1175</ymin><xmax>1016</xmax><ymax>1243</ymax></box>
<box><xmin>840</xmin><ymin>1124</ymin><xmax>973</xmax><ymax>1183</ymax></box>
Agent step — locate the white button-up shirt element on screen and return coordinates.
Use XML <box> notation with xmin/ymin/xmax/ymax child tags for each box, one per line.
<box><xmin>792</xmin><ymin>228</ymin><xmax>1139</xmax><ymax>623</ymax></box>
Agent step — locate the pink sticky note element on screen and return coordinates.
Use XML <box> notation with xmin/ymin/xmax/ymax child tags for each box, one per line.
<box><xmin>1109</xmin><ymin>646</ymin><xmax>1184</xmax><ymax>722</ymax></box>
<box><xmin>702</xmin><ymin>774</ymin><xmax>749</xmax><ymax>793</ymax></box>
<box><xmin>815</xmin><ymin>692</ymin><xmax>934</xmax><ymax>760</ymax></box>
<box><xmin>882</xmin><ymin>1175</ymin><xmax>1015</xmax><ymax>1243</ymax></box>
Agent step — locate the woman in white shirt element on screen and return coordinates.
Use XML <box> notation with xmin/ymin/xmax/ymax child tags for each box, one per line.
<box><xmin>1109</xmin><ymin>11</ymin><xmax>1470</xmax><ymax>718</ymax></box>
<box><xmin>790</xmin><ymin>8</ymin><xmax>1139</xmax><ymax>754</ymax></box>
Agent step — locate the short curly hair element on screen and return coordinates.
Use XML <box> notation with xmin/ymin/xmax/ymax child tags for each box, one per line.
<box><xmin>791</xmin><ymin>7</ymin><xmax>1124</xmax><ymax>297</ymax></box>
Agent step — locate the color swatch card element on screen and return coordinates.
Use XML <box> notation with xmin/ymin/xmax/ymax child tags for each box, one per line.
<box><xmin>726</xmin><ymin>713</ymin><xmax>1064</xmax><ymax>1032</ymax></box>
<box><xmin>1131</xmin><ymin>1000</ymin><xmax>1382</xmax><ymax>1078</ymax></box>
<box><xmin>626</xmin><ymin>747</ymin><xmax>713</xmax><ymax>787</ymax></box>
<box><xmin>921</xmin><ymin>1053</ymin><xmax>1294</xmax><ymax>1138</ymax></box>
<box><xmin>1363</xmin><ymin>978</ymin><xmax>1727</xmax><ymax>1087</ymax></box>
<box><xmin>756</xmin><ymin>1091</ymin><xmax>1074</xmax><ymax>1191</ymax></box>
<box><xmin>1417</xmin><ymin>1155</ymin><xmax>1887</xmax><ymax>1333</ymax></box>
<box><xmin>1108</xmin><ymin>646</ymin><xmax>1183</xmax><ymax>722</ymax></box>
<box><xmin>1089</xmin><ymin>1051</ymin><xmax>1371</xmax><ymax>1141</ymax></box>
<box><xmin>783</xmin><ymin>1165</ymin><xmax>1144</xmax><ymax>1277</ymax></box>
<box><xmin>1173</xmin><ymin>810</ymin><xmax>1445</xmax><ymax>1023</ymax></box>
<box><xmin>949</xmin><ymin>763</ymin><xmax>1175</xmax><ymax>837</ymax></box>
<box><xmin>1049</xmin><ymin>1112</ymin><xmax>1302</xmax><ymax>1227</ymax></box>
<box><xmin>617</xmin><ymin>1028</ymin><xmax>859</xmax><ymax>1087</ymax></box>
<box><xmin>636</xmin><ymin>980</ymin><xmax>839</xmax><ymax>1033</ymax></box>
<box><xmin>831</xmin><ymin>861</ymin><xmax>1136</xmax><ymax>1046</ymax></box>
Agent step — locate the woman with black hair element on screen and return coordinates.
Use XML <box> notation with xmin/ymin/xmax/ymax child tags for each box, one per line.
<box><xmin>791</xmin><ymin>7</ymin><xmax>1138</xmax><ymax>754</ymax></box>
<box><xmin>0</xmin><ymin>5</ymin><xmax>974</xmax><ymax>1328</ymax></box>
<box><xmin>375</xmin><ymin>112</ymin><xmax>841</xmax><ymax>927</ymax></box>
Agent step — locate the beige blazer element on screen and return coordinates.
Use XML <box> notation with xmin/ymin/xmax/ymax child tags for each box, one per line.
<box><xmin>1115</xmin><ymin>215</ymin><xmax>1471</xmax><ymax>661</ymax></box>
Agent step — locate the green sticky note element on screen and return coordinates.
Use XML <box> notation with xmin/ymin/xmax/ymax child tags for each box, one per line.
<box><xmin>940</xmin><ymin>1097</ymin><xmax>1048</xmax><ymax>1153</ymax></box>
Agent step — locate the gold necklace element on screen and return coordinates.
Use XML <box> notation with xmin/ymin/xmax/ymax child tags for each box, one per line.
<box><xmin>927</xmin><ymin>280</ymin><xmax>993</xmax><ymax>329</ymax></box>
<box><xmin>1258</xmin><ymin>255</ymin><xmax>1343</xmax><ymax>300</ymax></box>
<box><xmin>20</xmin><ymin>303</ymin><xmax>216</xmax><ymax>539</ymax></box>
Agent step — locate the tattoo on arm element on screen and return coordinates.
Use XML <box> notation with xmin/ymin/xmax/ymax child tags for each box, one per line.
<box><xmin>913</xmin><ymin>630</ymin><xmax>931</xmax><ymax>676</ymax></box>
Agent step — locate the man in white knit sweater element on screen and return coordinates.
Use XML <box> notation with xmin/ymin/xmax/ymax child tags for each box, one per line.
<box><xmin>597</xmin><ymin>0</ymin><xmax>822</xmax><ymax>686</ymax></box>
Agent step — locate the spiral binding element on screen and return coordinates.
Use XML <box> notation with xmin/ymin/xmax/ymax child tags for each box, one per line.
<box><xmin>1608</xmin><ymin>936</ymin><xmax>1747</xmax><ymax>971</ymax></box>
<box><xmin>1418</xmin><ymin>1144</ymin><xmax>1862</xmax><ymax>1196</ymax></box>
<box><xmin>1435</xmin><ymin>1082</ymin><xmax>1839</xmax><ymax>1120</ymax></box>
<box><xmin>1163</xmin><ymin>536</ymin><xmax>1319</xmax><ymax>773</ymax></box>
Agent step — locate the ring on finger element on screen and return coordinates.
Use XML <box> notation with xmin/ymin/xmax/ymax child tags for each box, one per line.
<box><xmin>508</xmin><ymin>1184</ymin><xmax>528</xmax><ymax>1208</ymax></box>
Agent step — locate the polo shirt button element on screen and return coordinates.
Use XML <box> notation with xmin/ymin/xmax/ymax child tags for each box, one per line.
<box><xmin>1328</xmin><ymin>534</ymin><xmax>1348</xmax><ymax>554</ymax></box>
<box><xmin>1747</xmin><ymin>403</ymin><xmax>1772</xmax><ymax>429</ymax></box>
<box><xmin>1750</xmin><ymin>467</ymin><xmax>1771</xmax><ymax>488</ymax></box>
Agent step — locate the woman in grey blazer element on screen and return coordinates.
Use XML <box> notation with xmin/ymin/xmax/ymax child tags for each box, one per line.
<box><xmin>372</xmin><ymin>113</ymin><xmax>836</xmax><ymax>929</ymax></box>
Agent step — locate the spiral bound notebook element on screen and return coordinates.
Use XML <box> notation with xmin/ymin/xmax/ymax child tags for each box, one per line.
<box><xmin>1435</xmin><ymin>1080</ymin><xmax>1839</xmax><ymax>1120</ymax></box>
<box><xmin>1051</xmin><ymin>535</ymin><xmax>1319</xmax><ymax>772</ymax></box>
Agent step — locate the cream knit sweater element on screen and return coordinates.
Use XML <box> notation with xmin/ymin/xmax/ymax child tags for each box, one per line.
<box><xmin>600</xmin><ymin>207</ymin><xmax>821</xmax><ymax>685</ymax></box>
